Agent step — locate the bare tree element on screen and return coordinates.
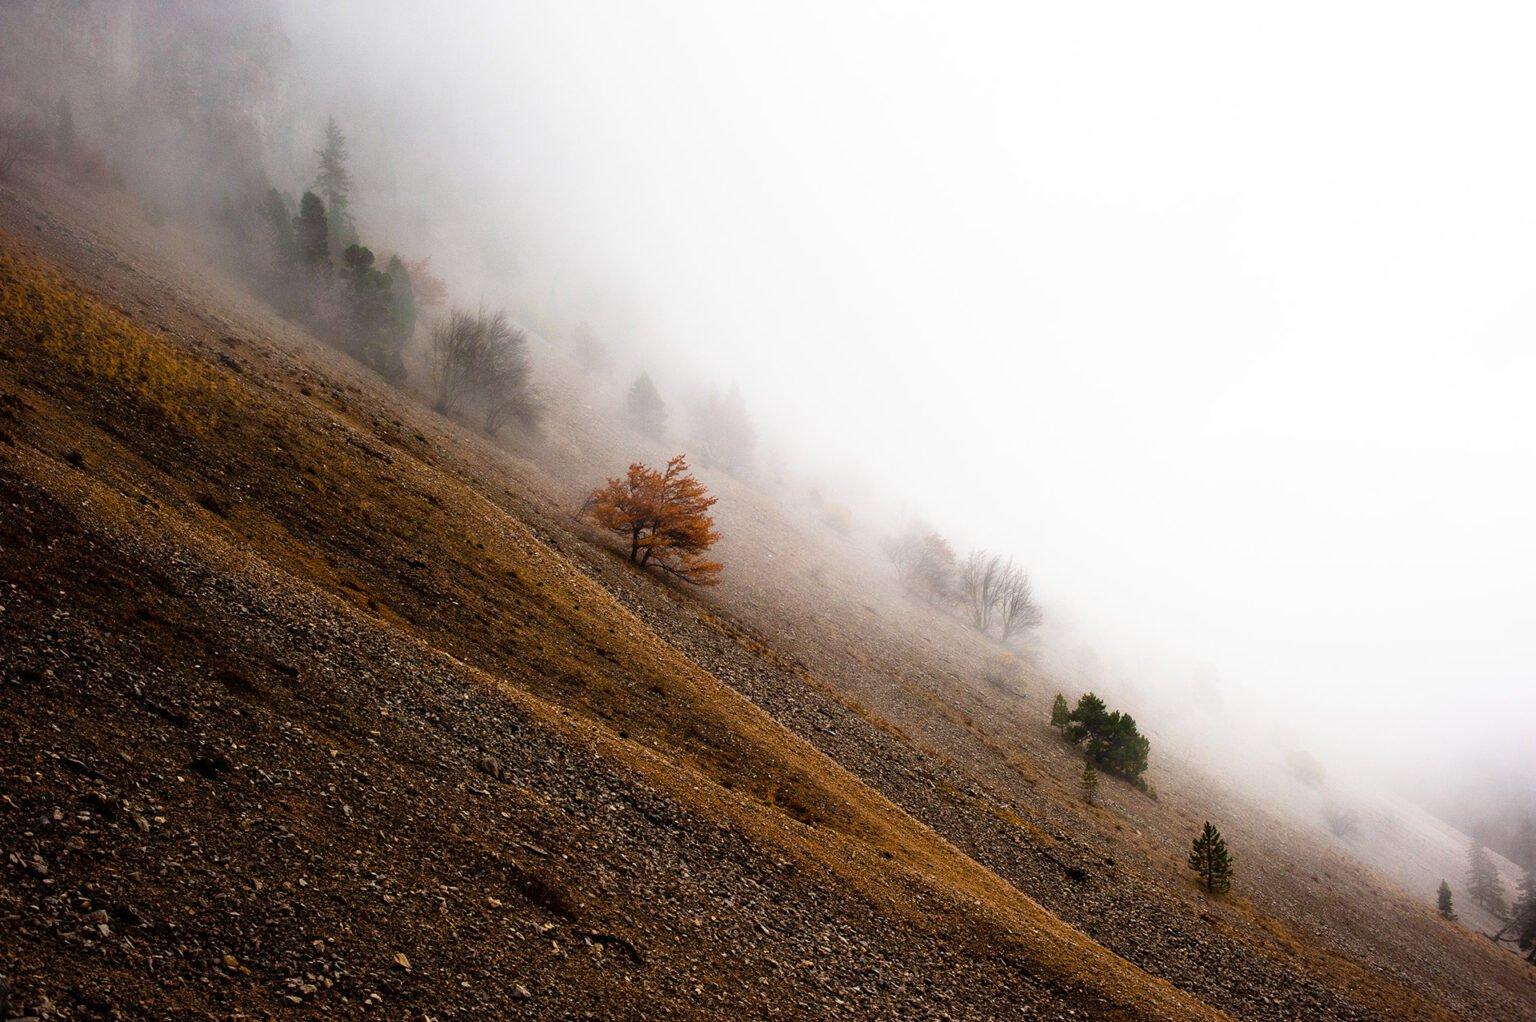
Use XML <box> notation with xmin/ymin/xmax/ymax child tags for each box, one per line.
<box><xmin>429</xmin><ymin>307</ymin><xmax>539</xmax><ymax>433</ymax></box>
<box><xmin>429</xmin><ymin>308</ymin><xmax>483</xmax><ymax>414</ymax></box>
<box><xmin>958</xmin><ymin>550</ymin><xmax>1005</xmax><ymax>632</ymax></box>
<box><xmin>959</xmin><ymin>550</ymin><xmax>1042</xmax><ymax>637</ymax></box>
<box><xmin>479</xmin><ymin>315</ymin><xmax>538</xmax><ymax>435</ymax></box>
<box><xmin>996</xmin><ymin>562</ymin><xmax>1043</xmax><ymax>638</ymax></box>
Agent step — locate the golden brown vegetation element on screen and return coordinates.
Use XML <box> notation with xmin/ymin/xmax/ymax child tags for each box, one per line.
<box><xmin>584</xmin><ymin>455</ymin><xmax>722</xmax><ymax>585</ymax></box>
<box><xmin>0</xmin><ymin>240</ymin><xmax>235</xmax><ymax>432</ymax></box>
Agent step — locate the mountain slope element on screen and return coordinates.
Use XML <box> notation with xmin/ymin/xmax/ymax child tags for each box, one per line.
<box><xmin>0</xmin><ymin>182</ymin><xmax>1229</xmax><ymax>1020</ymax></box>
<box><xmin>0</xmin><ymin>177</ymin><xmax>1531</xmax><ymax>1021</ymax></box>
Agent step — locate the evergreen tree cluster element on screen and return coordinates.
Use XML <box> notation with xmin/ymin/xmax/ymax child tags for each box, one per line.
<box><xmin>1061</xmin><ymin>692</ymin><xmax>1151</xmax><ymax>784</ymax></box>
<box><xmin>1485</xmin><ymin>849</ymin><xmax>1536</xmax><ymax>963</ymax></box>
<box><xmin>224</xmin><ymin>118</ymin><xmax>475</xmax><ymax>397</ymax></box>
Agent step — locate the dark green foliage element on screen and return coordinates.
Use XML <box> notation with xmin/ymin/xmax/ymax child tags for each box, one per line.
<box><xmin>385</xmin><ymin>255</ymin><xmax>416</xmax><ymax>351</ymax></box>
<box><xmin>627</xmin><ymin>373</ymin><xmax>666</xmax><ymax>438</ymax></box>
<box><xmin>1437</xmin><ymin>879</ymin><xmax>1456</xmax><ymax>920</ymax></box>
<box><xmin>1063</xmin><ymin>692</ymin><xmax>1150</xmax><ymax>782</ymax></box>
<box><xmin>1188</xmin><ymin>821</ymin><xmax>1233</xmax><ymax>894</ymax></box>
<box><xmin>293</xmin><ymin>192</ymin><xmax>330</xmax><ymax>269</ymax></box>
<box><xmin>1079</xmin><ymin>759</ymin><xmax>1099</xmax><ymax>806</ymax></box>
<box><xmin>1050</xmin><ymin>693</ymin><xmax>1070</xmax><ymax>732</ymax></box>
<box><xmin>1467</xmin><ymin>840</ymin><xmax>1509</xmax><ymax>917</ymax></box>
<box><xmin>340</xmin><ymin>244</ymin><xmax>403</xmax><ymax>380</ymax></box>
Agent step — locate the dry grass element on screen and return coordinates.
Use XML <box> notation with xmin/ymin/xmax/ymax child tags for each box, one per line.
<box><xmin>0</xmin><ymin>238</ymin><xmax>236</xmax><ymax>432</ymax></box>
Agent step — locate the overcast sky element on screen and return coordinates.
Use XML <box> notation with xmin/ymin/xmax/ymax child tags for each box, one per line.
<box><xmin>280</xmin><ymin>1</ymin><xmax>1536</xmax><ymax>778</ymax></box>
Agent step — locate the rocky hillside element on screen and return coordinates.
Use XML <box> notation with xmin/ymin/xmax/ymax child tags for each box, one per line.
<box><xmin>1</xmin><ymin>176</ymin><xmax>1532</xmax><ymax>1022</ymax></box>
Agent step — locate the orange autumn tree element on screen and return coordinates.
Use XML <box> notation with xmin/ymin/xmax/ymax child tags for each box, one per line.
<box><xmin>584</xmin><ymin>455</ymin><xmax>723</xmax><ymax>585</ymax></box>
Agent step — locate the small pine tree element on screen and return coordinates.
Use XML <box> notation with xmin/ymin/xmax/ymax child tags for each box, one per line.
<box><xmin>1079</xmin><ymin>759</ymin><xmax>1099</xmax><ymax>806</ymax></box>
<box><xmin>1437</xmin><ymin>879</ymin><xmax>1456</xmax><ymax>920</ymax></box>
<box><xmin>339</xmin><ymin>244</ymin><xmax>401</xmax><ymax>379</ymax></box>
<box><xmin>1188</xmin><ymin>821</ymin><xmax>1233</xmax><ymax>895</ymax></box>
<box><xmin>1050</xmin><ymin>693</ymin><xmax>1070</xmax><ymax>732</ymax></box>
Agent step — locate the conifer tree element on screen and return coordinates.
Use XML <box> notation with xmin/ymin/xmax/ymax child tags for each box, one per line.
<box><xmin>1517</xmin><ymin>871</ymin><xmax>1536</xmax><ymax>961</ymax></box>
<box><xmin>384</xmin><ymin>255</ymin><xmax>416</xmax><ymax>353</ymax></box>
<box><xmin>1188</xmin><ymin>821</ymin><xmax>1233</xmax><ymax>894</ymax></box>
<box><xmin>1080</xmin><ymin>759</ymin><xmax>1099</xmax><ymax>806</ymax></box>
<box><xmin>1064</xmin><ymin>692</ymin><xmax>1151</xmax><ymax>782</ymax></box>
<box><xmin>1467</xmin><ymin>839</ymin><xmax>1509</xmax><ymax>917</ymax></box>
<box><xmin>627</xmin><ymin>372</ymin><xmax>667</xmax><ymax>439</ymax></box>
<box><xmin>340</xmin><ymin>244</ymin><xmax>401</xmax><ymax>379</ymax></box>
<box><xmin>1493</xmin><ymin>870</ymin><xmax>1536</xmax><ymax>960</ymax></box>
<box><xmin>293</xmin><ymin>192</ymin><xmax>330</xmax><ymax>269</ymax></box>
<box><xmin>1050</xmin><ymin>693</ymin><xmax>1070</xmax><ymax>732</ymax></box>
<box><xmin>1437</xmin><ymin>879</ymin><xmax>1456</xmax><ymax>920</ymax></box>
<box><xmin>313</xmin><ymin>116</ymin><xmax>356</xmax><ymax>253</ymax></box>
